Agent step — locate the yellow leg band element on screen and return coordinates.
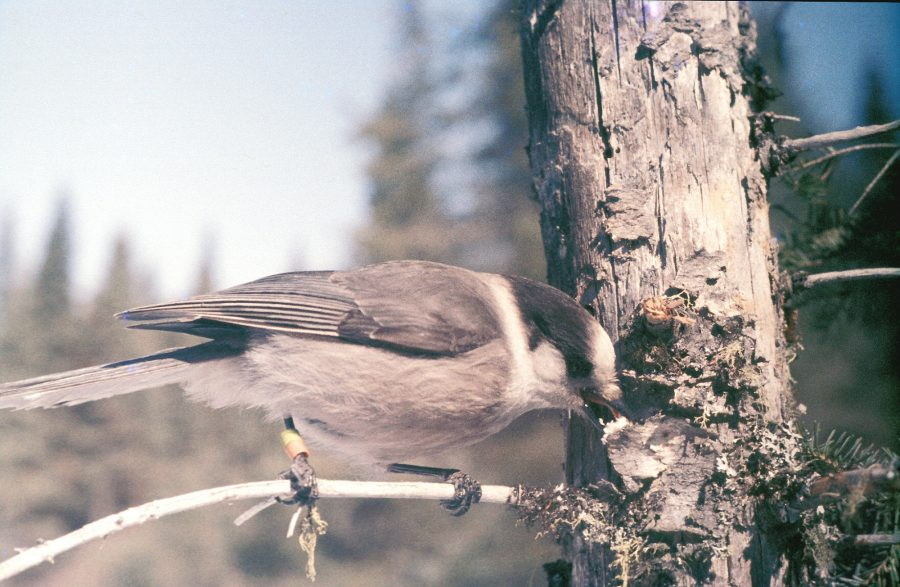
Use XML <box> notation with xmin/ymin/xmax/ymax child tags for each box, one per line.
<box><xmin>281</xmin><ymin>429</ymin><xmax>310</xmax><ymax>459</ymax></box>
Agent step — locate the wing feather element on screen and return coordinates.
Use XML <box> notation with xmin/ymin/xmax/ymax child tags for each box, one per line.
<box><xmin>118</xmin><ymin>271</ymin><xmax>354</xmax><ymax>338</ymax></box>
<box><xmin>118</xmin><ymin>261</ymin><xmax>503</xmax><ymax>356</ymax></box>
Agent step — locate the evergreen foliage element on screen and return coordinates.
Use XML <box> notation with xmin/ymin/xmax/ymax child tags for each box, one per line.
<box><xmin>358</xmin><ymin>0</ymin><xmax>543</xmax><ymax>278</ymax></box>
<box><xmin>761</xmin><ymin>31</ymin><xmax>900</xmax><ymax>584</ymax></box>
<box><xmin>0</xmin><ymin>209</ymin><xmax>14</xmax><ymax>326</ymax></box>
<box><xmin>456</xmin><ymin>0</ymin><xmax>544</xmax><ymax>278</ymax></box>
<box><xmin>0</xmin><ymin>202</ymin><xmax>295</xmax><ymax>585</ymax></box>
<box><xmin>35</xmin><ymin>198</ymin><xmax>72</xmax><ymax>325</ymax></box>
<box><xmin>767</xmin><ymin>38</ymin><xmax>900</xmax><ymax>450</ymax></box>
<box><xmin>356</xmin><ymin>0</ymin><xmax>449</xmax><ymax>264</ymax></box>
<box><xmin>804</xmin><ymin>428</ymin><xmax>899</xmax><ymax>586</ymax></box>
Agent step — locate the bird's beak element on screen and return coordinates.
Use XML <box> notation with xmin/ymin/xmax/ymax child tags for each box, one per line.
<box><xmin>581</xmin><ymin>388</ymin><xmax>634</xmax><ymax>422</ymax></box>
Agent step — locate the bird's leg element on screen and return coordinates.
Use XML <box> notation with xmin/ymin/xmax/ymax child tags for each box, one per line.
<box><xmin>387</xmin><ymin>463</ymin><xmax>482</xmax><ymax>516</ymax></box>
<box><xmin>277</xmin><ymin>416</ymin><xmax>319</xmax><ymax>506</ymax></box>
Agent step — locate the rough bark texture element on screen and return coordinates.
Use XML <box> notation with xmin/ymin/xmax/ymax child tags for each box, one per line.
<box><xmin>520</xmin><ymin>1</ymin><xmax>793</xmax><ymax>585</ymax></box>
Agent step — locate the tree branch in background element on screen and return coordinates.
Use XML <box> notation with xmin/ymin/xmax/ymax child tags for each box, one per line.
<box><xmin>784</xmin><ymin>119</ymin><xmax>900</xmax><ymax>152</ymax></box>
<box><xmin>0</xmin><ymin>479</ymin><xmax>516</xmax><ymax>582</ymax></box>
<box><xmin>764</xmin><ymin>112</ymin><xmax>801</xmax><ymax>123</ymax></box>
<box><xmin>849</xmin><ymin>148</ymin><xmax>900</xmax><ymax>216</ymax></box>
<box><xmin>790</xmin><ymin>267</ymin><xmax>900</xmax><ymax>295</ymax></box>
<box><xmin>802</xmin><ymin>461</ymin><xmax>900</xmax><ymax>509</ymax></box>
<box><xmin>849</xmin><ymin>534</ymin><xmax>900</xmax><ymax>547</ymax></box>
<box><xmin>796</xmin><ymin>143</ymin><xmax>899</xmax><ymax>170</ymax></box>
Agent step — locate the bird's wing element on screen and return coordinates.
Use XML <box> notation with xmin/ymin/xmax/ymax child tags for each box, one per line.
<box><xmin>118</xmin><ymin>271</ymin><xmax>352</xmax><ymax>339</ymax></box>
<box><xmin>119</xmin><ymin>261</ymin><xmax>502</xmax><ymax>355</ymax></box>
<box><xmin>332</xmin><ymin>260</ymin><xmax>501</xmax><ymax>354</ymax></box>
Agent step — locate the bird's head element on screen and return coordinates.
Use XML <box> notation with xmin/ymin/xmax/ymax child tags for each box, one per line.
<box><xmin>505</xmin><ymin>276</ymin><xmax>631</xmax><ymax>427</ymax></box>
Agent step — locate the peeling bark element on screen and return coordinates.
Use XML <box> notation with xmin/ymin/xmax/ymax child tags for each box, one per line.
<box><xmin>520</xmin><ymin>2</ymin><xmax>794</xmax><ymax>584</ymax></box>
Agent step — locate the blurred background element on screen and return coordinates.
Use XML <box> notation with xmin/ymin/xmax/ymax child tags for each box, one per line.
<box><xmin>0</xmin><ymin>2</ymin><xmax>897</xmax><ymax>585</ymax></box>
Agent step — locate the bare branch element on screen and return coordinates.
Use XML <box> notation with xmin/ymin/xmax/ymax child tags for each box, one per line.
<box><xmin>848</xmin><ymin>148</ymin><xmax>900</xmax><ymax>216</ymax></box>
<box><xmin>763</xmin><ymin>112</ymin><xmax>801</xmax><ymax>123</ymax></box>
<box><xmin>785</xmin><ymin>119</ymin><xmax>900</xmax><ymax>152</ymax></box>
<box><xmin>791</xmin><ymin>267</ymin><xmax>900</xmax><ymax>293</ymax></box>
<box><xmin>849</xmin><ymin>534</ymin><xmax>900</xmax><ymax>547</ymax></box>
<box><xmin>0</xmin><ymin>479</ymin><xmax>516</xmax><ymax>582</ymax></box>
<box><xmin>796</xmin><ymin>143</ymin><xmax>899</xmax><ymax>170</ymax></box>
<box><xmin>802</xmin><ymin>462</ymin><xmax>900</xmax><ymax>509</ymax></box>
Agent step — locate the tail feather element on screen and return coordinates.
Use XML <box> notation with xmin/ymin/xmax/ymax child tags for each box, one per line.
<box><xmin>0</xmin><ymin>343</ymin><xmax>236</xmax><ymax>410</ymax></box>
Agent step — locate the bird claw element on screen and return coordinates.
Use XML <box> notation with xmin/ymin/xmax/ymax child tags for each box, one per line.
<box><xmin>277</xmin><ymin>453</ymin><xmax>319</xmax><ymax>506</ymax></box>
<box><xmin>387</xmin><ymin>463</ymin><xmax>482</xmax><ymax>516</ymax></box>
<box><xmin>440</xmin><ymin>470</ymin><xmax>482</xmax><ymax>516</ymax></box>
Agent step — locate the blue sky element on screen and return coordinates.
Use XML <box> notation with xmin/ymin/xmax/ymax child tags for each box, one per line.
<box><xmin>0</xmin><ymin>2</ymin><xmax>897</xmax><ymax>300</ymax></box>
<box><xmin>766</xmin><ymin>2</ymin><xmax>900</xmax><ymax>133</ymax></box>
<box><xmin>0</xmin><ymin>1</ymin><xmax>392</xmax><ymax>298</ymax></box>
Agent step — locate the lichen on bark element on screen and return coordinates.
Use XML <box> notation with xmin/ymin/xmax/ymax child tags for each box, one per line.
<box><xmin>520</xmin><ymin>1</ymin><xmax>800</xmax><ymax>584</ymax></box>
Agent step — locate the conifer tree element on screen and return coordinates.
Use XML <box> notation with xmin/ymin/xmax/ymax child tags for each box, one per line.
<box><xmin>467</xmin><ymin>0</ymin><xmax>544</xmax><ymax>278</ymax></box>
<box><xmin>0</xmin><ymin>209</ymin><xmax>14</xmax><ymax>327</ymax></box>
<box><xmin>357</xmin><ymin>0</ymin><xmax>452</xmax><ymax>263</ymax></box>
<box><xmin>35</xmin><ymin>198</ymin><xmax>72</xmax><ymax>325</ymax></box>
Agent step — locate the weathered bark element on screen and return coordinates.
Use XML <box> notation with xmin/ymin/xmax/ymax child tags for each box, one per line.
<box><xmin>520</xmin><ymin>1</ymin><xmax>793</xmax><ymax>585</ymax></box>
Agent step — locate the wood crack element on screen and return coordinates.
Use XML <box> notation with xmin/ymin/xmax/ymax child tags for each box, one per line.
<box><xmin>657</xmin><ymin>154</ymin><xmax>668</xmax><ymax>270</ymax></box>
<box><xmin>589</xmin><ymin>14</ymin><xmax>615</xmax><ymax>173</ymax></box>
<box><xmin>611</xmin><ymin>0</ymin><xmax>622</xmax><ymax>79</ymax></box>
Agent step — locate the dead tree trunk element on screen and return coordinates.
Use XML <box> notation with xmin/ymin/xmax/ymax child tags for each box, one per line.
<box><xmin>521</xmin><ymin>2</ymin><xmax>794</xmax><ymax>584</ymax></box>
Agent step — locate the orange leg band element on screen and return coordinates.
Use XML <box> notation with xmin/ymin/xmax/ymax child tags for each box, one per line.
<box><xmin>280</xmin><ymin>428</ymin><xmax>310</xmax><ymax>459</ymax></box>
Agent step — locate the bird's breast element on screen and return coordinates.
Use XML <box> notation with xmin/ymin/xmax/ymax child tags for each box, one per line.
<box><xmin>235</xmin><ymin>335</ymin><xmax>523</xmax><ymax>464</ymax></box>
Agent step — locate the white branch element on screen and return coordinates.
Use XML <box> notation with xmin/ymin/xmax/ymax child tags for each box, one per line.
<box><xmin>765</xmin><ymin>113</ymin><xmax>801</xmax><ymax>122</ymax></box>
<box><xmin>795</xmin><ymin>267</ymin><xmax>900</xmax><ymax>291</ymax></box>
<box><xmin>0</xmin><ymin>479</ymin><xmax>516</xmax><ymax>582</ymax></box>
<box><xmin>785</xmin><ymin>119</ymin><xmax>900</xmax><ymax>152</ymax></box>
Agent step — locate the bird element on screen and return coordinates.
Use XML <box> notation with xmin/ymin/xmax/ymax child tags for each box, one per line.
<box><xmin>0</xmin><ymin>260</ymin><xmax>626</xmax><ymax>513</ymax></box>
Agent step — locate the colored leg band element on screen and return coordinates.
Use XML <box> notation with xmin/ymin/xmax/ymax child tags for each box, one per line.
<box><xmin>281</xmin><ymin>428</ymin><xmax>310</xmax><ymax>459</ymax></box>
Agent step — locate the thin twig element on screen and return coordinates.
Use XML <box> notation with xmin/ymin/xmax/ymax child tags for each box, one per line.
<box><xmin>763</xmin><ymin>112</ymin><xmax>801</xmax><ymax>123</ymax></box>
<box><xmin>848</xmin><ymin>148</ymin><xmax>900</xmax><ymax>216</ymax></box>
<box><xmin>785</xmin><ymin>119</ymin><xmax>900</xmax><ymax>152</ymax></box>
<box><xmin>0</xmin><ymin>479</ymin><xmax>516</xmax><ymax>582</ymax></box>
<box><xmin>792</xmin><ymin>267</ymin><xmax>900</xmax><ymax>292</ymax></box>
<box><xmin>796</xmin><ymin>143</ymin><xmax>898</xmax><ymax>170</ymax></box>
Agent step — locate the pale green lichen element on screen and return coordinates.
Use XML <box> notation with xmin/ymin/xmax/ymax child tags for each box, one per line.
<box><xmin>286</xmin><ymin>504</ymin><xmax>328</xmax><ymax>582</ymax></box>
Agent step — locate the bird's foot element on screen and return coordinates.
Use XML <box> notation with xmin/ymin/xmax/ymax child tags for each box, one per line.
<box><xmin>277</xmin><ymin>418</ymin><xmax>318</xmax><ymax>506</ymax></box>
<box><xmin>441</xmin><ymin>470</ymin><xmax>482</xmax><ymax>516</ymax></box>
<box><xmin>387</xmin><ymin>463</ymin><xmax>482</xmax><ymax>516</ymax></box>
<box><xmin>277</xmin><ymin>452</ymin><xmax>319</xmax><ymax>506</ymax></box>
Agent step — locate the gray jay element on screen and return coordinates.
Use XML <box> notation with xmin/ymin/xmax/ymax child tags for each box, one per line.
<box><xmin>0</xmin><ymin>260</ymin><xmax>626</xmax><ymax>512</ymax></box>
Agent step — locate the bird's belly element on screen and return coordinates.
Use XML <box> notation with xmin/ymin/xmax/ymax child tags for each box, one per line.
<box><xmin>201</xmin><ymin>335</ymin><xmax>522</xmax><ymax>464</ymax></box>
<box><xmin>293</xmin><ymin>406</ymin><xmax>513</xmax><ymax>465</ymax></box>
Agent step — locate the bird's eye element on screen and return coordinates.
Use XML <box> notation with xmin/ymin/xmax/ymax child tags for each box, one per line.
<box><xmin>565</xmin><ymin>354</ymin><xmax>593</xmax><ymax>378</ymax></box>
